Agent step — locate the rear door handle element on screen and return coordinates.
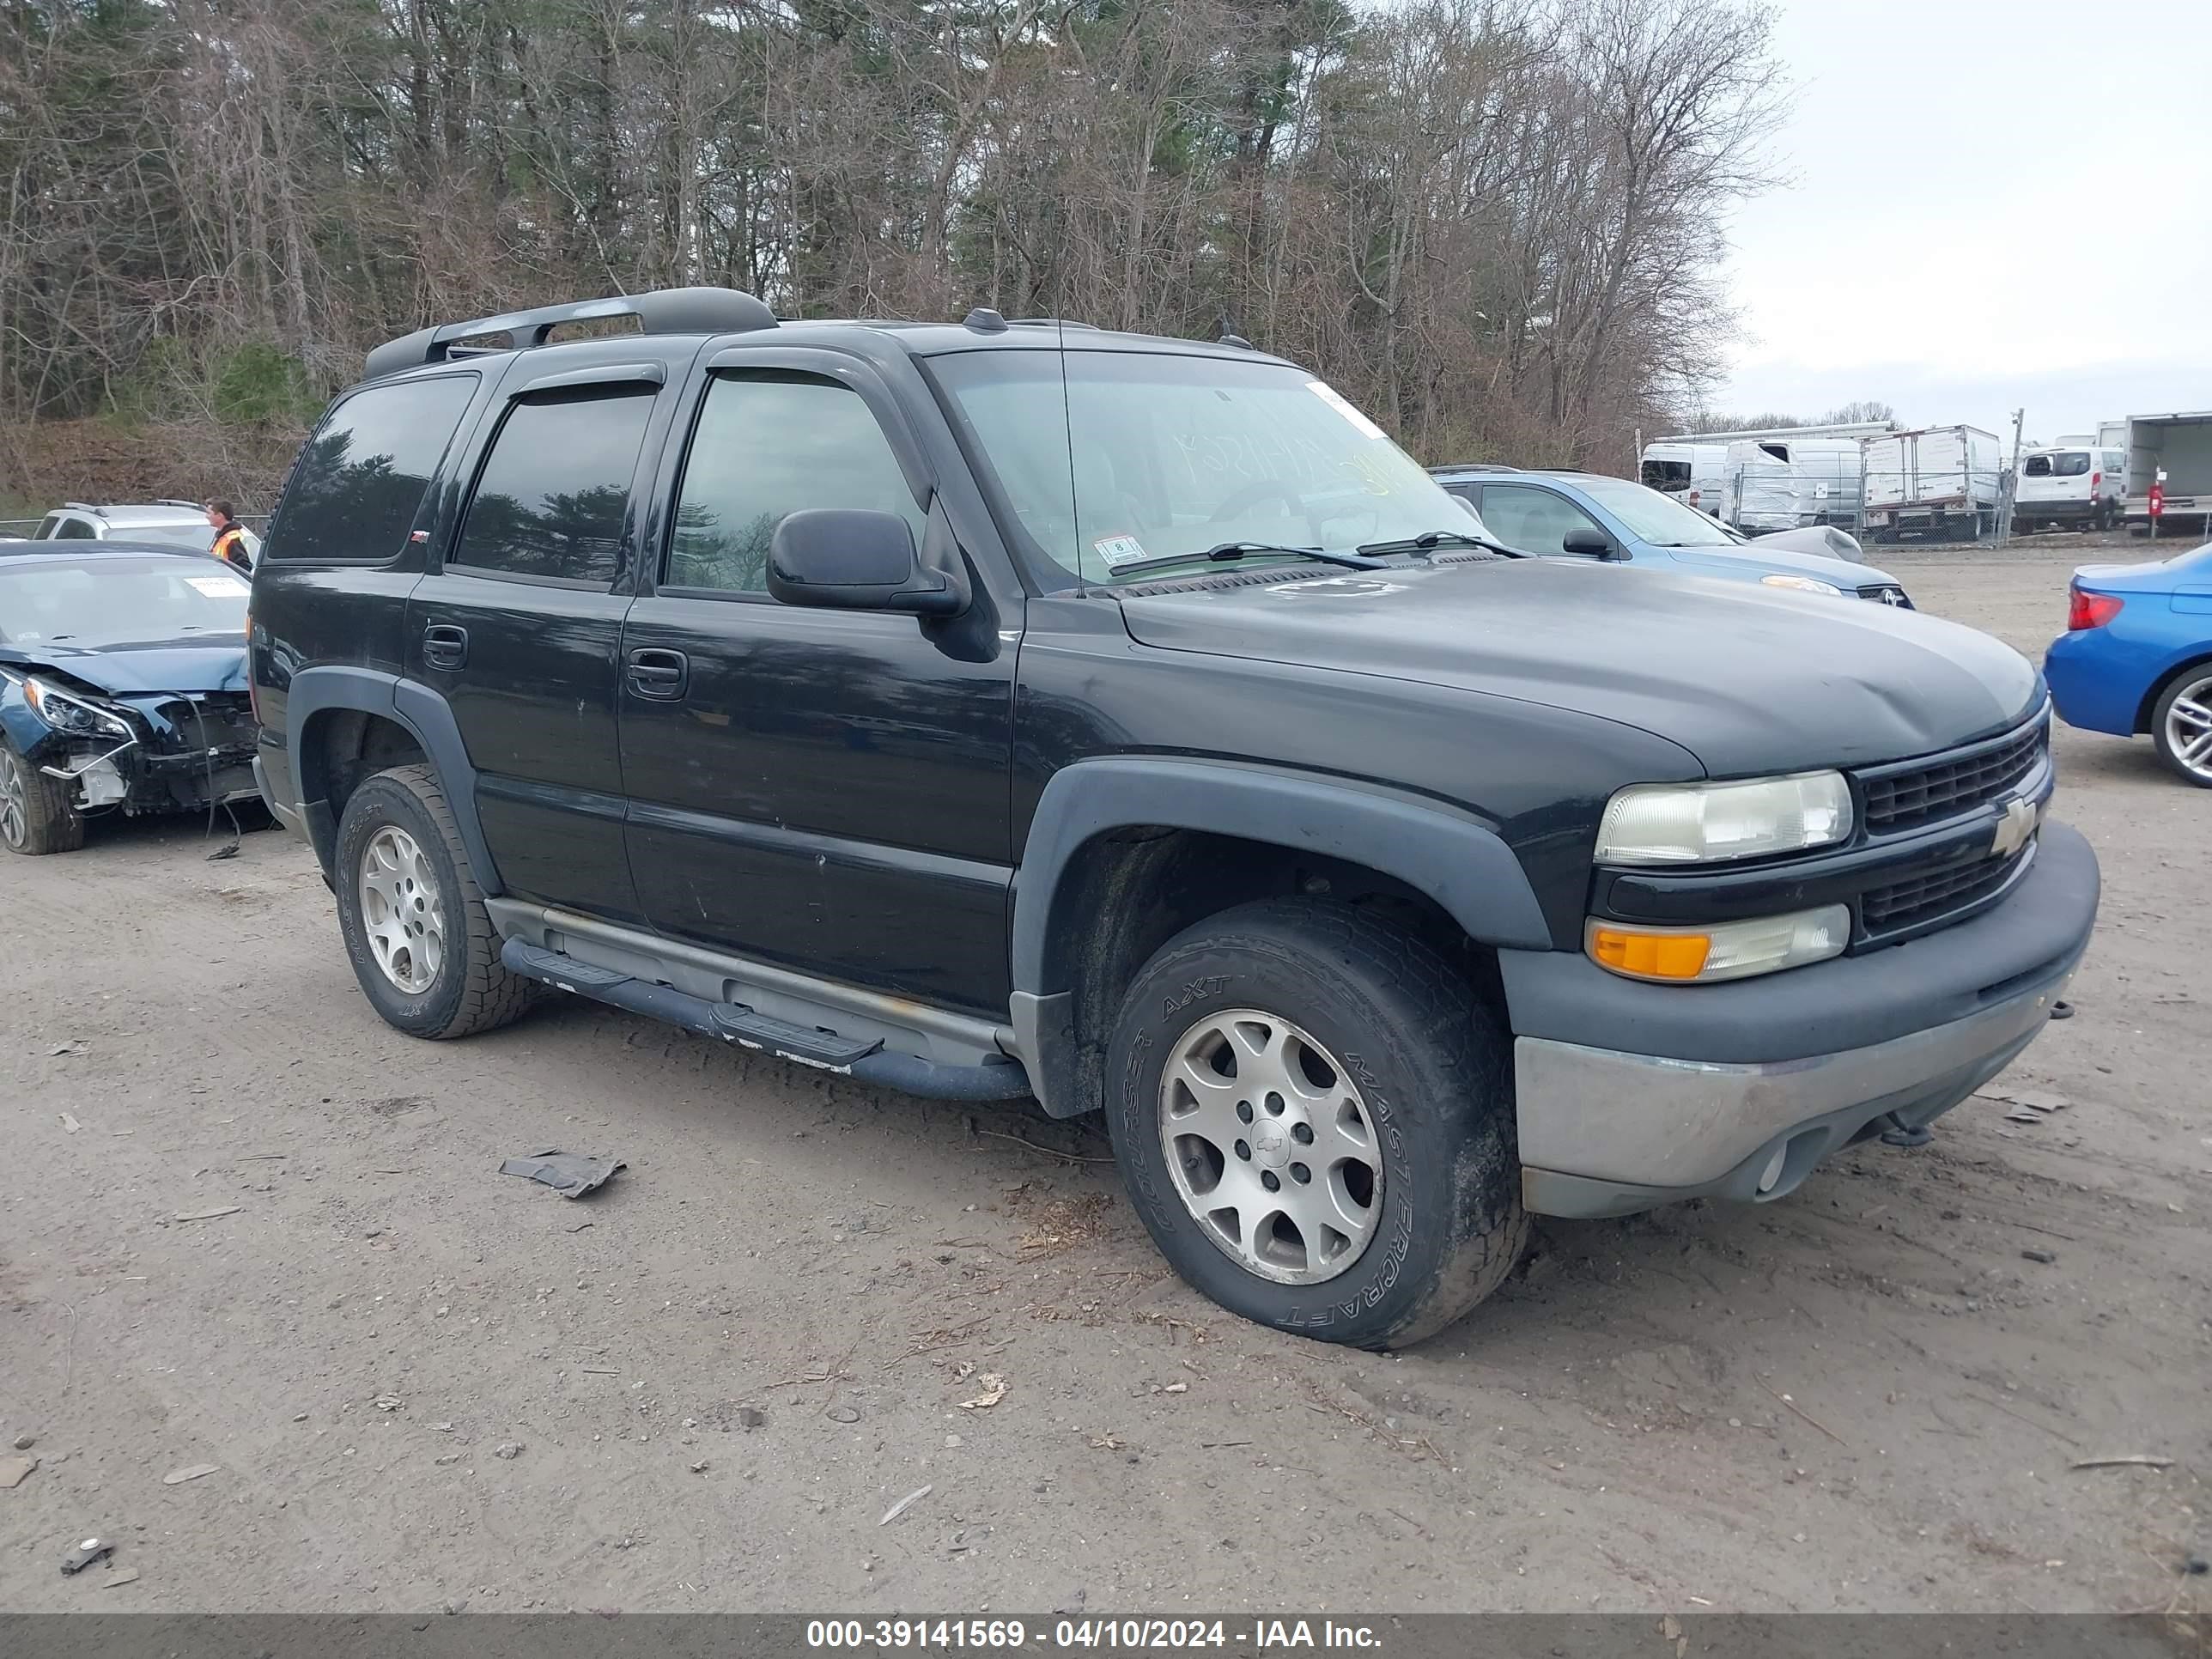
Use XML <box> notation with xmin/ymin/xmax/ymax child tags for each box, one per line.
<box><xmin>422</xmin><ymin>623</ymin><xmax>468</xmax><ymax>670</ymax></box>
<box><xmin>626</xmin><ymin>647</ymin><xmax>688</xmax><ymax>700</ymax></box>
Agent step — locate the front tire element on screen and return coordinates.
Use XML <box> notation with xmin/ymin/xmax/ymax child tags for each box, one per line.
<box><xmin>333</xmin><ymin>764</ymin><xmax>536</xmax><ymax>1037</ymax></box>
<box><xmin>0</xmin><ymin>738</ymin><xmax>86</xmax><ymax>855</ymax></box>
<box><xmin>2152</xmin><ymin>667</ymin><xmax>2212</xmax><ymax>788</ymax></box>
<box><xmin>1103</xmin><ymin>899</ymin><xmax>1527</xmax><ymax>1349</ymax></box>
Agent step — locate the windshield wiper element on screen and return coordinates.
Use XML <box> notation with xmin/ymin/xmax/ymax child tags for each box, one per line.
<box><xmin>1107</xmin><ymin>541</ymin><xmax>1386</xmax><ymax>579</ymax></box>
<box><xmin>1358</xmin><ymin>528</ymin><xmax>1524</xmax><ymax>559</ymax></box>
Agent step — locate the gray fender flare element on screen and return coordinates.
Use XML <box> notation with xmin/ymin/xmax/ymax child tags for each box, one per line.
<box><xmin>1009</xmin><ymin>756</ymin><xmax>1550</xmax><ymax>1116</ymax></box>
<box><xmin>285</xmin><ymin>667</ymin><xmax>500</xmax><ymax>895</ymax></box>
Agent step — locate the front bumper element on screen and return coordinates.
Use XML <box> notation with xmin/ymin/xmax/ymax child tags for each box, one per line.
<box><xmin>1504</xmin><ymin>819</ymin><xmax>2099</xmax><ymax>1218</ymax></box>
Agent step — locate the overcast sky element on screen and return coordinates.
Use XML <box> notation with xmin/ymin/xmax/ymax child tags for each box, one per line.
<box><xmin>1713</xmin><ymin>0</ymin><xmax>2212</xmax><ymax>445</ymax></box>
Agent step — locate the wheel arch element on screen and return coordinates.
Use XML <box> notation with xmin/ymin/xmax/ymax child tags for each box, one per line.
<box><xmin>286</xmin><ymin>667</ymin><xmax>500</xmax><ymax>892</ymax></box>
<box><xmin>2134</xmin><ymin>650</ymin><xmax>2212</xmax><ymax>735</ymax></box>
<box><xmin>1010</xmin><ymin>757</ymin><xmax>1550</xmax><ymax>1120</ymax></box>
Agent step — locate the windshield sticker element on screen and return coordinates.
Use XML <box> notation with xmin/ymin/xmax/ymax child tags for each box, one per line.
<box><xmin>186</xmin><ymin>574</ymin><xmax>250</xmax><ymax>598</ymax></box>
<box><xmin>1092</xmin><ymin>533</ymin><xmax>1148</xmax><ymax>568</ymax></box>
<box><xmin>1306</xmin><ymin>381</ymin><xmax>1389</xmax><ymax>442</ymax></box>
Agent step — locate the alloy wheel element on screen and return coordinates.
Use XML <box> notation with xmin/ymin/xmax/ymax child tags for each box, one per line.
<box><xmin>1157</xmin><ymin>1007</ymin><xmax>1385</xmax><ymax>1285</ymax></box>
<box><xmin>0</xmin><ymin>748</ymin><xmax>27</xmax><ymax>849</ymax></box>
<box><xmin>358</xmin><ymin>824</ymin><xmax>447</xmax><ymax>994</ymax></box>
<box><xmin>2166</xmin><ymin>673</ymin><xmax>2212</xmax><ymax>782</ymax></box>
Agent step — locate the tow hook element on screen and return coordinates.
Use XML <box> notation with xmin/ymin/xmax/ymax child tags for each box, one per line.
<box><xmin>1877</xmin><ymin>1111</ymin><xmax>1934</xmax><ymax>1149</ymax></box>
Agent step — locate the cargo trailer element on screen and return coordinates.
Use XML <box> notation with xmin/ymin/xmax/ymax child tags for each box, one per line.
<box><xmin>1862</xmin><ymin>426</ymin><xmax>2003</xmax><ymax>542</ymax></box>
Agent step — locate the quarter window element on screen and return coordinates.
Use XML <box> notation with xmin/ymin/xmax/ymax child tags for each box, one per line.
<box><xmin>267</xmin><ymin>375</ymin><xmax>477</xmax><ymax>562</ymax></box>
<box><xmin>666</xmin><ymin>372</ymin><xmax>922</xmax><ymax>595</ymax></box>
<box><xmin>448</xmin><ymin>390</ymin><xmax>655</xmax><ymax>586</ymax></box>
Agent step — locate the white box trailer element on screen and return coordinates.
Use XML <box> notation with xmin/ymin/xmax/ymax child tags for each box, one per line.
<box><xmin>1723</xmin><ymin>436</ymin><xmax>1866</xmax><ymax>532</ymax></box>
<box><xmin>1862</xmin><ymin>426</ymin><xmax>2003</xmax><ymax>541</ymax></box>
<box><xmin>2124</xmin><ymin>412</ymin><xmax>2212</xmax><ymax>535</ymax></box>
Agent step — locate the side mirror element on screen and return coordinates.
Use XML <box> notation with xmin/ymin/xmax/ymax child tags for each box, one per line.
<box><xmin>1561</xmin><ymin>526</ymin><xmax>1613</xmax><ymax>558</ymax></box>
<box><xmin>767</xmin><ymin>508</ymin><xmax>965</xmax><ymax>616</ymax></box>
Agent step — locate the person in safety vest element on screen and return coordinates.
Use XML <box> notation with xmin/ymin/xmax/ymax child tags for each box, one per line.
<box><xmin>205</xmin><ymin>501</ymin><xmax>252</xmax><ymax>574</ymax></box>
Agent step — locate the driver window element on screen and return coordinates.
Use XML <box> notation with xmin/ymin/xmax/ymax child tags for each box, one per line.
<box><xmin>1479</xmin><ymin>485</ymin><xmax>1603</xmax><ymax>555</ymax></box>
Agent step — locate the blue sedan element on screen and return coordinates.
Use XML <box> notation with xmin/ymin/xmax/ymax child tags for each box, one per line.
<box><xmin>2044</xmin><ymin>539</ymin><xmax>2212</xmax><ymax>787</ymax></box>
<box><xmin>1429</xmin><ymin>466</ymin><xmax>1915</xmax><ymax>607</ymax></box>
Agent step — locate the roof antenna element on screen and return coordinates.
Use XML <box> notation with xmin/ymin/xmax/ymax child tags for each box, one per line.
<box><xmin>1215</xmin><ymin>311</ymin><xmax>1253</xmax><ymax>350</ymax></box>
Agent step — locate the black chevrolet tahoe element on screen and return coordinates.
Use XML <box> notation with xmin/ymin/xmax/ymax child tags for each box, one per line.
<box><xmin>249</xmin><ymin>287</ymin><xmax>2100</xmax><ymax>1349</ymax></box>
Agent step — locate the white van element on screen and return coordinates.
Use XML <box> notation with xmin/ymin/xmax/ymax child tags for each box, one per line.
<box><xmin>1723</xmin><ymin>436</ymin><xmax>1864</xmax><ymax>532</ymax></box>
<box><xmin>2013</xmin><ymin>446</ymin><xmax>2124</xmax><ymax>531</ymax></box>
<box><xmin>1638</xmin><ymin>441</ymin><xmax>1729</xmax><ymax>518</ymax></box>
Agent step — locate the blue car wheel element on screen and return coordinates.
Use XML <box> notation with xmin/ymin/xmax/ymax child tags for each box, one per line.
<box><xmin>2153</xmin><ymin>666</ymin><xmax>2212</xmax><ymax>787</ymax></box>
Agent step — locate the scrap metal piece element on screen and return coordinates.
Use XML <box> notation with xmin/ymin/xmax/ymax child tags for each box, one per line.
<box><xmin>499</xmin><ymin>1149</ymin><xmax>625</xmax><ymax>1199</ymax></box>
<box><xmin>60</xmin><ymin>1538</ymin><xmax>113</xmax><ymax>1576</ymax></box>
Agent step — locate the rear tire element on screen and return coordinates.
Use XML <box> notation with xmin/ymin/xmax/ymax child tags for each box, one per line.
<box><xmin>1103</xmin><ymin>898</ymin><xmax>1527</xmax><ymax>1349</ymax></box>
<box><xmin>333</xmin><ymin>763</ymin><xmax>537</xmax><ymax>1037</ymax></box>
<box><xmin>0</xmin><ymin>737</ymin><xmax>86</xmax><ymax>855</ymax></box>
<box><xmin>2151</xmin><ymin>668</ymin><xmax>2212</xmax><ymax>788</ymax></box>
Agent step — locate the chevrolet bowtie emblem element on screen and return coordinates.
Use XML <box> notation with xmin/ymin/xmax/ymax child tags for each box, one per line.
<box><xmin>1990</xmin><ymin>794</ymin><xmax>2037</xmax><ymax>860</ymax></box>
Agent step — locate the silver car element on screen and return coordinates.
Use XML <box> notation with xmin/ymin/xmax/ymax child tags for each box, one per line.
<box><xmin>31</xmin><ymin>501</ymin><xmax>261</xmax><ymax>562</ymax></box>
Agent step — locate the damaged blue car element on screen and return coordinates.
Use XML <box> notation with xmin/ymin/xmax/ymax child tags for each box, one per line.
<box><xmin>0</xmin><ymin>544</ymin><xmax>260</xmax><ymax>854</ymax></box>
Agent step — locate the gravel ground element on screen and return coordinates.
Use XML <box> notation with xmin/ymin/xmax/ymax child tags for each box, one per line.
<box><xmin>2</xmin><ymin>544</ymin><xmax>2206</xmax><ymax>1616</ymax></box>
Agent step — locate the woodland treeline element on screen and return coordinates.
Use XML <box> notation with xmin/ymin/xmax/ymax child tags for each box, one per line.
<box><xmin>1</xmin><ymin>0</ymin><xmax>1785</xmax><ymax>500</ymax></box>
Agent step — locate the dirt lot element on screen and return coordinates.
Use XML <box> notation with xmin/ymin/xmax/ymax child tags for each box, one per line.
<box><xmin>2</xmin><ymin>544</ymin><xmax>2206</xmax><ymax>1615</ymax></box>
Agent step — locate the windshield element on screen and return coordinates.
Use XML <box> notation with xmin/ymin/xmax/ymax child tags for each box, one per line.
<box><xmin>2024</xmin><ymin>452</ymin><xmax>2090</xmax><ymax>478</ymax></box>
<box><xmin>928</xmin><ymin>349</ymin><xmax>1469</xmax><ymax>585</ymax></box>
<box><xmin>1565</xmin><ymin>474</ymin><xmax>1741</xmax><ymax>546</ymax></box>
<box><xmin>0</xmin><ymin>557</ymin><xmax>249</xmax><ymax>646</ymax></box>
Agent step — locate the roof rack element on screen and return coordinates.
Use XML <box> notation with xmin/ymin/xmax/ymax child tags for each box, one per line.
<box><xmin>1007</xmin><ymin>318</ymin><xmax>1102</xmax><ymax>331</ymax></box>
<box><xmin>155</xmin><ymin>498</ymin><xmax>204</xmax><ymax>510</ymax></box>
<box><xmin>62</xmin><ymin>501</ymin><xmax>103</xmax><ymax>514</ymax></box>
<box><xmin>365</xmin><ymin>286</ymin><xmax>777</xmax><ymax>380</ymax></box>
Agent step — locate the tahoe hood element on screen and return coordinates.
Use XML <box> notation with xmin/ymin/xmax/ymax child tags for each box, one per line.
<box><xmin>1115</xmin><ymin>558</ymin><xmax>2041</xmax><ymax>778</ymax></box>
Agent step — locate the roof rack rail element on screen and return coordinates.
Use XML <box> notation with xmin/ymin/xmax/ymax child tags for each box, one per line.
<box><xmin>155</xmin><ymin>498</ymin><xmax>204</xmax><ymax>510</ymax></box>
<box><xmin>1007</xmin><ymin>318</ymin><xmax>1102</xmax><ymax>331</ymax></box>
<box><xmin>365</xmin><ymin>286</ymin><xmax>777</xmax><ymax>380</ymax></box>
<box><xmin>62</xmin><ymin>501</ymin><xmax>100</xmax><ymax>513</ymax></box>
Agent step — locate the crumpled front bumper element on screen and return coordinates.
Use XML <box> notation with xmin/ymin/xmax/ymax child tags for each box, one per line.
<box><xmin>1502</xmin><ymin>820</ymin><xmax>2100</xmax><ymax>1218</ymax></box>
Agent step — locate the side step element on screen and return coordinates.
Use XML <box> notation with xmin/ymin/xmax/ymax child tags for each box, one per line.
<box><xmin>500</xmin><ymin>939</ymin><xmax>1032</xmax><ymax>1103</ymax></box>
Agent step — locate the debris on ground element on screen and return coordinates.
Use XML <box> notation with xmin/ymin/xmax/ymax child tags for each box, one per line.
<box><xmin>2185</xmin><ymin>1556</ymin><xmax>2209</xmax><ymax>1576</ymax></box>
<box><xmin>2022</xmin><ymin>1248</ymin><xmax>2057</xmax><ymax>1264</ymax></box>
<box><xmin>0</xmin><ymin>1455</ymin><xmax>39</xmax><ymax>1488</ymax></box>
<box><xmin>879</xmin><ymin>1484</ymin><xmax>932</xmax><ymax>1526</ymax></box>
<box><xmin>48</xmin><ymin>1041</ymin><xmax>88</xmax><ymax>1058</ymax></box>
<box><xmin>11</xmin><ymin>1432</ymin><xmax>33</xmax><ymax>1450</ymax></box>
<box><xmin>826</xmin><ymin>1405</ymin><xmax>860</xmax><ymax>1424</ymax></box>
<box><xmin>173</xmin><ymin>1206</ymin><xmax>243</xmax><ymax>1223</ymax></box>
<box><xmin>161</xmin><ymin>1463</ymin><xmax>219</xmax><ymax>1485</ymax></box>
<box><xmin>59</xmin><ymin>1112</ymin><xmax>80</xmax><ymax>1133</ymax></box>
<box><xmin>959</xmin><ymin>1374</ymin><xmax>1007</xmax><ymax>1411</ymax></box>
<box><xmin>1978</xmin><ymin>1085</ymin><xmax>2071</xmax><ymax>1112</ymax></box>
<box><xmin>498</xmin><ymin>1149</ymin><xmax>626</xmax><ymax>1198</ymax></box>
<box><xmin>493</xmin><ymin>1442</ymin><xmax>523</xmax><ymax>1460</ymax></box>
<box><xmin>59</xmin><ymin>1538</ymin><xmax>113</xmax><ymax>1576</ymax></box>
<box><xmin>2049</xmin><ymin>1000</ymin><xmax>2075</xmax><ymax>1020</ymax></box>
<box><xmin>101</xmin><ymin>1568</ymin><xmax>141</xmax><ymax>1589</ymax></box>
<box><xmin>2068</xmin><ymin>1455</ymin><xmax>2173</xmax><ymax>1470</ymax></box>
<box><xmin>2003</xmin><ymin>1110</ymin><xmax>2043</xmax><ymax>1125</ymax></box>
<box><xmin>373</xmin><ymin>1394</ymin><xmax>402</xmax><ymax>1411</ymax></box>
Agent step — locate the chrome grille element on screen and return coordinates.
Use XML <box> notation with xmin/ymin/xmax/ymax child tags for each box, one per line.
<box><xmin>1856</xmin><ymin>582</ymin><xmax>1913</xmax><ymax>608</ymax></box>
<box><xmin>1859</xmin><ymin>715</ymin><xmax>2046</xmax><ymax>835</ymax></box>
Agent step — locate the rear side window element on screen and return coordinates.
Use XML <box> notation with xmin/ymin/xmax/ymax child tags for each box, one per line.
<box><xmin>55</xmin><ymin>516</ymin><xmax>97</xmax><ymax>540</ymax></box>
<box><xmin>268</xmin><ymin>376</ymin><xmax>477</xmax><ymax>563</ymax></box>
<box><xmin>447</xmin><ymin>390</ymin><xmax>654</xmax><ymax>586</ymax></box>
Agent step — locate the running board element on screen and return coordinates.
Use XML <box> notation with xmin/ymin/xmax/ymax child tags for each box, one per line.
<box><xmin>500</xmin><ymin>939</ymin><xmax>1031</xmax><ymax>1102</ymax></box>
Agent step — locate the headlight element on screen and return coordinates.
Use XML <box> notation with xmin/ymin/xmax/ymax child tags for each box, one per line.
<box><xmin>1588</xmin><ymin>905</ymin><xmax>1850</xmax><ymax>983</ymax></box>
<box><xmin>1761</xmin><ymin>574</ymin><xmax>1843</xmax><ymax>597</ymax></box>
<box><xmin>23</xmin><ymin>676</ymin><xmax>134</xmax><ymax>739</ymax></box>
<box><xmin>1596</xmin><ymin>770</ymin><xmax>1853</xmax><ymax>865</ymax></box>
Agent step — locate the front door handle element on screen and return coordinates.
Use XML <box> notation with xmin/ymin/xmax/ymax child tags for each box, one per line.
<box><xmin>422</xmin><ymin>623</ymin><xmax>468</xmax><ymax>670</ymax></box>
<box><xmin>626</xmin><ymin>647</ymin><xmax>689</xmax><ymax>700</ymax></box>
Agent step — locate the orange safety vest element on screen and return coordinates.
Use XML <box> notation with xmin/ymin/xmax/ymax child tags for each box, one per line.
<box><xmin>212</xmin><ymin>526</ymin><xmax>252</xmax><ymax>572</ymax></box>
